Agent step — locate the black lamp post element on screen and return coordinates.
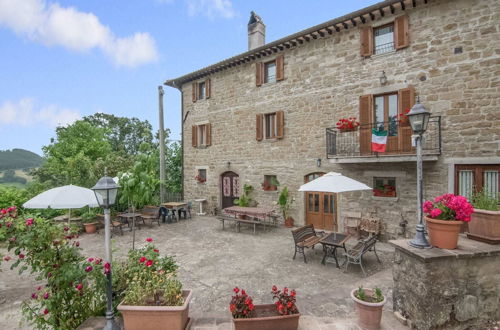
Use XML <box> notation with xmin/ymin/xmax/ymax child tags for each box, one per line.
<box><xmin>407</xmin><ymin>97</ymin><xmax>432</xmax><ymax>249</ymax></box>
<box><xmin>91</xmin><ymin>175</ymin><xmax>120</xmax><ymax>330</ymax></box>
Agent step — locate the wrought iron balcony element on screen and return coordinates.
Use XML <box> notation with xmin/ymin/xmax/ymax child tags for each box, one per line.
<box><xmin>326</xmin><ymin>116</ymin><xmax>441</xmax><ymax>162</ymax></box>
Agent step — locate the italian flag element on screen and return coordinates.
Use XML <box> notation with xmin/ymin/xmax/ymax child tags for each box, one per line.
<box><xmin>371</xmin><ymin>129</ymin><xmax>388</xmax><ymax>152</ymax></box>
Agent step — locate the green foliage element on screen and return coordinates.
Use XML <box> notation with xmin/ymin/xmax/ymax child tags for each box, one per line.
<box><xmin>356</xmin><ymin>286</ymin><xmax>366</xmax><ymax>301</ymax></box>
<box><xmin>119</xmin><ymin>143</ymin><xmax>160</xmax><ymax>211</ymax></box>
<box><xmin>83</xmin><ymin>113</ymin><xmax>153</xmax><ymax>156</ymax></box>
<box><xmin>0</xmin><ymin>169</ymin><xmax>28</xmax><ymax>185</ymax></box>
<box><xmin>471</xmin><ymin>190</ymin><xmax>499</xmax><ymax>211</ymax></box>
<box><xmin>115</xmin><ymin>239</ymin><xmax>182</xmax><ymax>306</ymax></box>
<box><xmin>0</xmin><ymin>185</ymin><xmax>29</xmax><ymax>209</ymax></box>
<box><xmin>0</xmin><ymin>148</ymin><xmax>43</xmax><ymax>171</ymax></box>
<box><xmin>278</xmin><ymin>186</ymin><xmax>294</xmax><ymax>220</ymax></box>
<box><xmin>0</xmin><ymin>207</ymin><xmax>107</xmax><ymax>329</ymax></box>
<box><xmin>165</xmin><ymin>142</ymin><xmax>182</xmax><ymax>193</ymax></box>
<box><xmin>374</xmin><ymin>288</ymin><xmax>384</xmax><ymax>302</ymax></box>
<box><xmin>355</xmin><ymin>286</ymin><xmax>384</xmax><ymax>303</ymax></box>
<box><xmin>234</xmin><ymin>184</ymin><xmax>254</xmax><ymax>207</ymax></box>
<box><xmin>81</xmin><ymin>208</ymin><xmax>100</xmax><ymax>223</ymax></box>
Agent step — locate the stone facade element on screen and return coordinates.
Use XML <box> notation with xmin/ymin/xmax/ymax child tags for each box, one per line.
<box><xmin>171</xmin><ymin>0</ymin><xmax>500</xmax><ymax>239</ymax></box>
<box><xmin>390</xmin><ymin>238</ymin><xmax>500</xmax><ymax>329</ymax></box>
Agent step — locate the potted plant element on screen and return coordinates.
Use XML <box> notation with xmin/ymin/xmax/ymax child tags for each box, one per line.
<box><xmin>195</xmin><ymin>175</ymin><xmax>206</xmax><ymax>183</ymax></box>
<box><xmin>423</xmin><ymin>193</ymin><xmax>474</xmax><ymax>249</ymax></box>
<box><xmin>397</xmin><ymin>108</ymin><xmax>411</xmax><ymax>126</ymax></box>
<box><xmin>117</xmin><ymin>238</ymin><xmax>192</xmax><ymax>330</ymax></box>
<box><xmin>351</xmin><ymin>287</ymin><xmax>386</xmax><ymax>330</ymax></box>
<box><xmin>468</xmin><ymin>190</ymin><xmax>500</xmax><ymax>244</ymax></box>
<box><xmin>231</xmin><ymin>286</ymin><xmax>300</xmax><ymax>330</ymax></box>
<box><xmin>336</xmin><ymin>117</ymin><xmax>360</xmax><ymax>132</ymax></box>
<box><xmin>234</xmin><ymin>184</ymin><xmax>255</xmax><ymax>218</ymax></box>
<box><xmin>81</xmin><ymin>209</ymin><xmax>99</xmax><ymax>234</ymax></box>
<box><xmin>278</xmin><ymin>186</ymin><xmax>295</xmax><ymax>227</ymax></box>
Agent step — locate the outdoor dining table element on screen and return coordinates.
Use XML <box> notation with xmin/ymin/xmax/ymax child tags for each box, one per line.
<box><xmin>161</xmin><ymin>202</ymin><xmax>188</xmax><ymax>221</ymax></box>
<box><xmin>223</xmin><ymin>206</ymin><xmax>275</xmax><ymax>221</ymax></box>
<box><xmin>117</xmin><ymin>212</ymin><xmax>142</xmax><ymax>231</ymax></box>
<box><xmin>320</xmin><ymin>232</ymin><xmax>351</xmax><ymax>268</ymax></box>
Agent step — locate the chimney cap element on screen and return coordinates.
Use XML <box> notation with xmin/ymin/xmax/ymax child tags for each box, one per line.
<box><xmin>248</xmin><ymin>11</ymin><xmax>263</xmax><ymax>25</ymax></box>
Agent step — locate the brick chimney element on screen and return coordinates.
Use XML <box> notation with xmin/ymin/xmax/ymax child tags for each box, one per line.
<box><xmin>248</xmin><ymin>11</ymin><xmax>265</xmax><ymax>50</ymax></box>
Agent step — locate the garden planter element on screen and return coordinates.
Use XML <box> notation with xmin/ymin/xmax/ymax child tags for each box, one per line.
<box><xmin>284</xmin><ymin>217</ymin><xmax>294</xmax><ymax>228</ymax></box>
<box><xmin>425</xmin><ymin>217</ymin><xmax>462</xmax><ymax>249</ymax></box>
<box><xmin>338</xmin><ymin>128</ymin><xmax>358</xmax><ymax>133</ymax></box>
<box><xmin>467</xmin><ymin>209</ymin><xmax>500</xmax><ymax>244</ymax></box>
<box><xmin>83</xmin><ymin>222</ymin><xmax>98</xmax><ymax>234</ymax></box>
<box><xmin>233</xmin><ymin>304</ymin><xmax>300</xmax><ymax>330</ymax></box>
<box><xmin>351</xmin><ymin>289</ymin><xmax>386</xmax><ymax>330</ymax></box>
<box><xmin>118</xmin><ymin>290</ymin><xmax>192</xmax><ymax>330</ymax></box>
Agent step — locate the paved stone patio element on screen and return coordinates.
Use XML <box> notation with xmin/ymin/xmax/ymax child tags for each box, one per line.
<box><xmin>1</xmin><ymin>215</ymin><xmax>405</xmax><ymax>329</ymax></box>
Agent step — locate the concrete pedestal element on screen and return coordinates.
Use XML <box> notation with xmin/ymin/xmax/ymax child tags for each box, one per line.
<box><xmin>195</xmin><ymin>198</ymin><xmax>206</xmax><ymax>216</ymax></box>
<box><xmin>389</xmin><ymin>237</ymin><xmax>500</xmax><ymax>330</ymax></box>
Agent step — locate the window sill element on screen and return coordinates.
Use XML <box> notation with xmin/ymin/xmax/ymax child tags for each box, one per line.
<box><xmin>371</xmin><ymin>196</ymin><xmax>399</xmax><ymax>202</ymax></box>
<box><xmin>368</xmin><ymin>50</ymin><xmax>397</xmax><ymax>59</ymax></box>
<box><xmin>196</xmin><ymin>145</ymin><xmax>208</xmax><ymax>149</ymax></box>
<box><xmin>262</xmin><ymin>138</ymin><xmax>278</xmax><ymax>143</ymax></box>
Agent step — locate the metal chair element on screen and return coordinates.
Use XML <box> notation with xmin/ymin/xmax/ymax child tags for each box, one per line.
<box><xmin>343</xmin><ymin>235</ymin><xmax>381</xmax><ymax>276</ymax></box>
<box><xmin>179</xmin><ymin>201</ymin><xmax>192</xmax><ymax>219</ymax></box>
<box><xmin>159</xmin><ymin>207</ymin><xmax>173</xmax><ymax>223</ymax></box>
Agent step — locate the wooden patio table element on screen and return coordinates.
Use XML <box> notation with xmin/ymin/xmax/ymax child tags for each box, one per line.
<box><xmin>223</xmin><ymin>206</ymin><xmax>275</xmax><ymax>221</ymax></box>
<box><xmin>161</xmin><ymin>202</ymin><xmax>188</xmax><ymax>221</ymax></box>
<box><xmin>320</xmin><ymin>232</ymin><xmax>351</xmax><ymax>268</ymax></box>
<box><xmin>117</xmin><ymin>212</ymin><xmax>142</xmax><ymax>231</ymax></box>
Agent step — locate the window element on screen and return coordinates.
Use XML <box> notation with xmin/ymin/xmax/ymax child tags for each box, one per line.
<box><xmin>262</xmin><ymin>175</ymin><xmax>278</xmax><ymax>191</ymax></box>
<box><xmin>374</xmin><ymin>24</ymin><xmax>394</xmax><ymax>54</ymax></box>
<box><xmin>264</xmin><ymin>113</ymin><xmax>277</xmax><ymax>139</ymax></box>
<box><xmin>455</xmin><ymin>165</ymin><xmax>500</xmax><ymax>200</ymax></box>
<box><xmin>373</xmin><ymin>177</ymin><xmax>397</xmax><ymax>197</ymax></box>
<box><xmin>196</xmin><ymin>169</ymin><xmax>207</xmax><ymax>183</ymax></box>
<box><xmin>191</xmin><ymin>123</ymin><xmax>211</xmax><ymax>148</ymax></box>
<box><xmin>374</xmin><ymin>93</ymin><xmax>398</xmax><ymax>137</ymax></box>
<box><xmin>198</xmin><ymin>82</ymin><xmax>206</xmax><ymax>100</ymax></box>
<box><xmin>264</xmin><ymin>61</ymin><xmax>276</xmax><ymax>83</ymax></box>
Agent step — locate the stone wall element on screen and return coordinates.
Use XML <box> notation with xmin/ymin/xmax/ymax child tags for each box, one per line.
<box><xmin>390</xmin><ymin>238</ymin><xmax>500</xmax><ymax>329</ymax></box>
<box><xmin>177</xmin><ymin>0</ymin><xmax>500</xmax><ymax>238</ymax></box>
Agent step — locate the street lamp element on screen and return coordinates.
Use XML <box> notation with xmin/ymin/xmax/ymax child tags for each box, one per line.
<box><xmin>408</xmin><ymin>97</ymin><xmax>432</xmax><ymax>249</ymax></box>
<box><xmin>91</xmin><ymin>175</ymin><xmax>120</xmax><ymax>330</ymax></box>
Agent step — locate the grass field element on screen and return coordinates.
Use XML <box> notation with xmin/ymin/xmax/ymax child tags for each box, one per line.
<box><xmin>0</xmin><ymin>169</ymin><xmax>35</xmax><ymax>189</ymax></box>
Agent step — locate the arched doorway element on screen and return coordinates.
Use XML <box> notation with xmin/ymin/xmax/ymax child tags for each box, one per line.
<box><xmin>221</xmin><ymin>171</ymin><xmax>239</xmax><ymax>210</ymax></box>
<box><xmin>304</xmin><ymin>172</ymin><xmax>337</xmax><ymax>231</ymax></box>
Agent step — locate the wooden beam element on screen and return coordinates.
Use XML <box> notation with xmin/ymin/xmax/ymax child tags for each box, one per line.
<box><xmin>304</xmin><ymin>35</ymin><xmax>310</xmax><ymax>41</ymax></box>
<box><xmin>360</xmin><ymin>15</ymin><xmax>366</xmax><ymax>24</ymax></box>
<box><xmin>342</xmin><ymin>22</ymin><xmax>348</xmax><ymax>29</ymax></box>
<box><xmin>325</xmin><ymin>26</ymin><xmax>334</xmax><ymax>34</ymax></box>
<box><xmin>290</xmin><ymin>40</ymin><xmax>297</xmax><ymax>46</ymax></box>
<box><xmin>379</xmin><ymin>8</ymin><xmax>385</xmax><ymax>17</ymax></box>
<box><xmin>424</xmin><ymin>0</ymin><xmax>428</xmax><ymax>3</ymax></box>
<box><xmin>334</xmin><ymin>25</ymin><xmax>340</xmax><ymax>32</ymax></box>
<box><xmin>351</xmin><ymin>18</ymin><xmax>357</xmax><ymax>27</ymax></box>
<box><xmin>390</xmin><ymin>4</ymin><xmax>395</xmax><ymax>14</ymax></box>
<box><xmin>369</xmin><ymin>12</ymin><xmax>375</xmax><ymax>20</ymax></box>
<box><xmin>400</xmin><ymin>1</ymin><xmax>406</xmax><ymax>10</ymax></box>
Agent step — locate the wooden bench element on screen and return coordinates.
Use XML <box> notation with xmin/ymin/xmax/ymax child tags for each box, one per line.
<box><xmin>97</xmin><ymin>215</ymin><xmax>124</xmax><ymax>236</ymax></box>
<box><xmin>291</xmin><ymin>224</ymin><xmax>324</xmax><ymax>263</ymax></box>
<box><xmin>217</xmin><ymin>216</ymin><xmax>261</xmax><ymax>234</ymax></box>
<box><xmin>343</xmin><ymin>234</ymin><xmax>380</xmax><ymax>276</ymax></box>
<box><xmin>139</xmin><ymin>206</ymin><xmax>161</xmax><ymax>227</ymax></box>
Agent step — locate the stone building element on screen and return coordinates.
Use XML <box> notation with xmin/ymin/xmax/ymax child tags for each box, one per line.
<box><xmin>164</xmin><ymin>0</ymin><xmax>500</xmax><ymax>239</ymax></box>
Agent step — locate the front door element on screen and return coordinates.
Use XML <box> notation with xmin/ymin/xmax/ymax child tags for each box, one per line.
<box><xmin>221</xmin><ymin>171</ymin><xmax>240</xmax><ymax>210</ymax></box>
<box><xmin>304</xmin><ymin>173</ymin><xmax>337</xmax><ymax>231</ymax></box>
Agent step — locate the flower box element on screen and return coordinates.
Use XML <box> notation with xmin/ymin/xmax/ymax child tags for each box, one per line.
<box><xmin>233</xmin><ymin>304</ymin><xmax>300</xmax><ymax>330</ymax></box>
<box><xmin>118</xmin><ymin>290</ymin><xmax>192</xmax><ymax>330</ymax></box>
<box><xmin>467</xmin><ymin>209</ymin><xmax>500</xmax><ymax>244</ymax></box>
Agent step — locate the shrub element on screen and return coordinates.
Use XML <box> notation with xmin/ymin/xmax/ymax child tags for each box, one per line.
<box><xmin>355</xmin><ymin>286</ymin><xmax>384</xmax><ymax>303</ymax></box>
<box><xmin>229</xmin><ymin>287</ymin><xmax>255</xmax><ymax>319</ymax></box>
<box><xmin>471</xmin><ymin>190</ymin><xmax>499</xmax><ymax>211</ymax></box>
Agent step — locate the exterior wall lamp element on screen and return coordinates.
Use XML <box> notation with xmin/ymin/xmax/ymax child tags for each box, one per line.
<box><xmin>379</xmin><ymin>71</ymin><xmax>387</xmax><ymax>85</ymax></box>
<box><xmin>317</xmin><ymin>158</ymin><xmax>321</xmax><ymax>167</ymax></box>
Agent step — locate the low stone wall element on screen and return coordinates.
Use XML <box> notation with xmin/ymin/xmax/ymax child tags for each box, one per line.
<box><xmin>390</xmin><ymin>238</ymin><xmax>500</xmax><ymax>330</ymax></box>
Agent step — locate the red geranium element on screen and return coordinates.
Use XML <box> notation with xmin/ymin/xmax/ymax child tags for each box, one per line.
<box><xmin>423</xmin><ymin>193</ymin><xmax>473</xmax><ymax>222</ymax></box>
<box><xmin>272</xmin><ymin>285</ymin><xmax>298</xmax><ymax>316</ymax></box>
<box><xmin>336</xmin><ymin>117</ymin><xmax>360</xmax><ymax>131</ymax></box>
<box><xmin>229</xmin><ymin>287</ymin><xmax>255</xmax><ymax>319</ymax></box>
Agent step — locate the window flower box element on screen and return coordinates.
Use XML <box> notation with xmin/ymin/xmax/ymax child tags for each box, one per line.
<box><xmin>336</xmin><ymin>117</ymin><xmax>360</xmax><ymax>132</ymax></box>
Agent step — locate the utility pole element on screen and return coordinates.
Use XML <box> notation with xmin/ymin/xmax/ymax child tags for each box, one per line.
<box><xmin>158</xmin><ymin>86</ymin><xmax>166</xmax><ymax>203</ymax></box>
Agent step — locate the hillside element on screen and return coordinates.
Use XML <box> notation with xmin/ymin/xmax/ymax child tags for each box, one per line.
<box><xmin>0</xmin><ymin>149</ymin><xmax>43</xmax><ymax>171</ymax></box>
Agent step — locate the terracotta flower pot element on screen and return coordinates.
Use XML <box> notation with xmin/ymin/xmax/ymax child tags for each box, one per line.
<box><xmin>233</xmin><ymin>304</ymin><xmax>300</xmax><ymax>330</ymax></box>
<box><xmin>425</xmin><ymin>217</ymin><xmax>462</xmax><ymax>249</ymax></box>
<box><xmin>467</xmin><ymin>209</ymin><xmax>500</xmax><ymax>244</ymax></box>
<box><xmin>83</xmin><ymin>222</ymin><xmax>98</xmax><ymax>234</ymax></box>
<box><xmin>118</xmin><ymin>290</ymin><xmax>192</xmax><ymax>330</ymax></box>
<box><xmin>351</xmin><ymin>289</ymin><xmax>386</xmax><ymax>330</ymax></box>
<box><xmin>284</xmin><ymin>217</ymin><xmax>294</xmax><ymax>228</ymax></box>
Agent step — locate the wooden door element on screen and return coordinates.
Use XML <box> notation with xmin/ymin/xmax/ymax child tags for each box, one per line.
<box><xmin>221</xmin><ymin>171</ymin><xmax>239</xmax><ymax>209</ymax></box>
<box><xmin>304</xmin><ymin>173</ymin><xmax>337</xmax><ymax>231</ymax></box>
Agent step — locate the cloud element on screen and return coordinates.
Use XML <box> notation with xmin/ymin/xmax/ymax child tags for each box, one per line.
<box><xmin>0</xmin><ymin>0</ymin><xmax>158</xmax><ymax>67</ymax></box>
<box><xmin>187</xmin><ymin>0</ymin><xmax>236</xmax><ymax>19</ymax></box>
<box><xmin>0</xmin><ymin>98</ymin><xmax>80</xmax><ymax>128</ymax></box>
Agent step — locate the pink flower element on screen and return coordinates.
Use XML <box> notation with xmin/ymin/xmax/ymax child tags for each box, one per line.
<box><xmin>146</xmin><ymin>237</ymin><xmax>153</xmax><ymax>242</ymax></box>
<box><xmin>75</xmin><ymin>283</ymin><xmax>83</xmax><ymax>291</ymax></box>
<box><xmin>3</xmin><ymin>256</ymin><xmax>11</xmax><ymax>261</ymax></box>
<box><xmin>25</xmin><ymin>218</ymin><xmax>34</xmax><ymax>226</ymax></box>
<box><xmin>139</xmin><ymin>256</ymin><xmax>147</xmax><ymax>263</ymax></box>
<box><xmin>43</xmin><ymin>292</ymin><xmax>50</xmax><ymax>299</ymax></box>
<box><xmin>6</xmin><ymin>222</ymin><xmax>12</xmax><ymax>228</ymax></box>
<box><xmin>145</xmin><ymin>260</ymin><xmax>153</xmax><ymax>267</ymax></box>
<box><xmin>19</xmin><ymin>253</ymin><xmax>25</xmax><ymax>259</ymax></box>
<box><xmin>47</xmin><ymin>272</ymin><xmax>52</xmax><ymax>278</ymax></box>
<box><xmin>153</xmin><ymin>249</ymin><xmax>159</xmax><ymax>253</ymax></box>
<box><xmin>64</xmin><ymin>227</ymin><xmax>69</xmax><ymax>232</ymax></box>
<box><xmin>0</xmin><ymin>209</ymin><xmax>6</xmax><ymax>214</ymax></box>
<box><xmin>430</xmin><ymin>208</ymin><xmax>442</xmax><ymax>218</ymax></box>
<box><xmin>94</xmin><ymin>258</ymin><xmax>102</xmax><ymax>265</ymax></box>
<box><xmin>85</xmin><ymin>266</ymin><xmax>93</xmax><ymax>272</ymax></box>
<box><xmin>43</xmin><ymin>308</ymin><xmax>49</xmax><ymax>315</ymax></box>
<box><xmin>423</xmin><ymin>201</ymin><xmax>434</xmax><ymax>214</ymax></box>
<box><xmin>87</xmin><ymin>257</ymin><xmax>94</xmax><ymax>262</ymax></box>
<box><xmin>31</xmin><ymin>293</ymin><xmax>38</xmax><ymax>299</ymax></box>
<box><xmin>37</xmin><ymin>286</ymin><xmax>43</xmax><ymax>291</ymax></box>
<box><xmin>104</xmin><ymin>262</ymin><xmax>111</xmax><ymax>275</ymax></box>
<box><xmin>233</xmin><ymin>287</ymin><xmax>239</xmax><ymax>294</ymax></box>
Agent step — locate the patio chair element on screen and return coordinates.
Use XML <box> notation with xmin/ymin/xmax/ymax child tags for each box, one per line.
<box><xmin>291</xmin><ymin>224</ymin><xmax>325</xmax><ymax>263</ymax></box>
<box><xmin>139</xmin><ymin>206</ymin><xmax>161</xmax><ymax>227</ymax></box>
<box><xmin>97</xmin><ymin>214</ymin><xmax>124</xmax><ymax>236</ymax></box>
<box><xmin>159</xmin><ymin>206</ymin><xmax>173</xmax><ymax>223</ymax></box>
<box><xmin>343</xmin><ymin>234</ymin><xmax>381</xmax><ymax>276</ymax></box>
<box><xmin>179</xmin><ymin>201</ymin><xmax>192</xmax><ymax>219</ymax></box>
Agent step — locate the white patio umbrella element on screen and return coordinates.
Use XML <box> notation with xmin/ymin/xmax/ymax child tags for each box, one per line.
<box><xmin>23</xmin><ymin>185</ymin><xmax>98</xmax><ymax>224</ymax></box>
<box><xmin>298</xmin><ymin>172</ymin><xmax>371</xmax><ymax>193</ymax></box>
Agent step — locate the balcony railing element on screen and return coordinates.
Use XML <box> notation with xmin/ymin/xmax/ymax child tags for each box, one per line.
<box><xmin>326</xmin><ymin>116</ymin><xmax>441</xmax><ymax>159</ymax></box>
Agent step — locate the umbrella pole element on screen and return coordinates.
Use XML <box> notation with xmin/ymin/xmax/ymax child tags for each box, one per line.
<box><xmin>68</xmin><ymin>209</ymin><xmax>71</xmax><ymax>226</ymax></box>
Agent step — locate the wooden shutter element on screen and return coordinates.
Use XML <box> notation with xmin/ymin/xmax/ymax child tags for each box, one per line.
<box><xmin>359</xmin><ymin>94</ymin><xmax>373</xmax><ymax>155</ymax></box>
<box><xmin>256</xmin><ymin>62</ymin><xmax>263</xmax><ymax>86</ymax></box>
<box><xmin>394</xmin><ymin>15</ymin><xmax>409</xmax><ymax>49</ymax></box>
<box><xmin>205</xmin><ymin>78</ymin><xmax>211</xmax><ymax>99</ymax></box>
<box><xmin>191</xmin><ymin>125</ymin><xmax>198</xmax><ymax>147</ymax></box>
<box><xmin>360</xmin><ymin>27</ymin><xmax>373</xmax><ymax>57</ymax></box>
<box><xmin>205</xmin><ymin>123</ymin><xmax>211</xmax><ymax>146</ymax></box>
<box><xmin>256</xmin><ymin>114</ymin><xmax>263</xmax><ymax>141</ymax></box>
<box><xmin>276</xmin><ymin>55</ymin><xmax>284</xmax><ymax>81</ymax></box>
<box><xmin>399</xmin><ymin>86</ymin><xmax>415</xmax><ymax>152</ymax></box>
<box><xmin>276</xmin><ymin>110</ymin><xmax>284</xmax><ymax>139</ymax></box>
<box><xmin>192</xmin><ymin>83</ymin><xmax>198</xmax><ymax>102</ymax></box>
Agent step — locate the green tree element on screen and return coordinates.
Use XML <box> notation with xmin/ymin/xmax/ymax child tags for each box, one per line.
<box><xmin>83</xmin><ymin>113</ymin><xmax>153</xmax><ymax>155</ymax></box>
<box><xmin>165</xmin><ymin>142</ymin><xmax>182</xmax><ymax>193</ymax></box>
